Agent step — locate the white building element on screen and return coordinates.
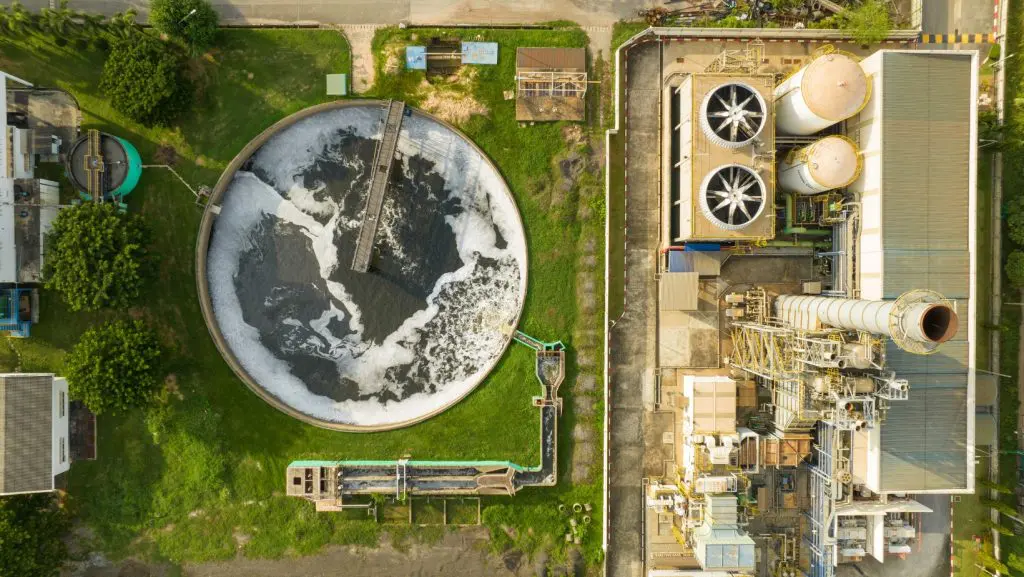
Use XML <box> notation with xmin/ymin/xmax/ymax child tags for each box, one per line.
<box><xmin>0</xmin><ymin>373</ymin><xmax>71</xmax><ymax>495</ymax></box>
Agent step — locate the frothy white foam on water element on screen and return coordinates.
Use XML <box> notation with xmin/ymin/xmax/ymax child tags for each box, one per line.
<box><xmin>208</xmin><ymin>106</ymin><xmax>527</xmax><ymax>427</ymax></box>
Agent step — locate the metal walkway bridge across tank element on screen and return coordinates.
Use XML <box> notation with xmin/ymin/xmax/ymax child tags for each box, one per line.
<box><xmin>351</xmin><ymin>100</ymin><xmax>406</xmax><ymax>273</ymax></box>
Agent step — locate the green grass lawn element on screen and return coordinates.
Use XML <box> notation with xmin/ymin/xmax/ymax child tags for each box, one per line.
<box><xmin>2</xmin><ymin>24</ymin><xmax>604</xmax><ymax>569</ymax></box>
<box><xmin>995</xmin><ymin>0</ymin><xmax>1024</xmax><ymax>567</ymax></box>
<box><xmin>953</xmin><ymin>456</ymin><xmax>992</xmax><ymax>577</ymax></box>
<box><xmin>369</xmin><ymin>25</ymin><xmax>605</xmax><ymax>567</ymax></box>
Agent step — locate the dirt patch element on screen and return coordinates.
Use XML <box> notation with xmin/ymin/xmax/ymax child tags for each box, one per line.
<box><xmin>575</xmin><ymin>375</ymin><xmax>597</xmax><ymax>394</ymax></box>
<box><xmin>562</xmin><ymin>125</ymin><xmax>585</xmax><ymax>147</ymax></box>
<box><xmin>183</xmin><ymin>527</ymin><xmax>515</xmax><ymax>577</ymax></box>
<box><xmin>571</xmin><ymin>441</ymin><xmax>596</xmax><ymax>484</ymax></box>
<box><xmin>417</xmin><ymin>69</ymin><xmax>489</xmax><ymax>127</ymax></box>
<box><xmin>232</xmin><ymin>528</ymin><xmax>251</xmax><ymax>551</ymax></box>
<box><xmin>382</xmin><ymin>44</ymin><xmax>403</xmax><ymax>76</ymax></box>
<box><xmin>573</xmin><ymin>396</ymin><xmax>595</xmax><ymax>416</ymax></box>
<box><xmin>153</xmin><ymin>145</ymin><xmax>178</xmax><ymax>166</ymax></box>
<box><xmin>163</xmin><ymin>374</ymin><xmax>184</xmax><ymax>401</ymax></box>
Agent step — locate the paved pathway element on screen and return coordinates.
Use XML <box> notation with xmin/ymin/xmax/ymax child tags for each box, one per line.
<box><xmin>607</xmin><ymin>39</ymin><xmax>660</xmax><ymax>577</ymax></box>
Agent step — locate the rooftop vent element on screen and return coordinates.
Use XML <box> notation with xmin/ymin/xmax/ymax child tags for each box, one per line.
<box><xmin>700</xmin><ymin>82</ymin><xmax>767</xmax><ymax>148</ymax></box>
<box><xmin>699</xmin><ymin>164</ymin><xmax>766</xmax><ymax>230</ymax></box>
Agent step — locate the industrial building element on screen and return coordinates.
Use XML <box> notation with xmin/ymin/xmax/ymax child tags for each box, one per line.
<box><xmin>1</xmin><ymin>70</ymin><xmax>81</xmax><ymax>336</ymax></box>
<box><xmin>515</xmin><ymin>47</ymin><xmax>588</xmax><ymax>122</ymax></box>
<box><xmin>0</xmin><ymin>373</ymin><xmax>95</xmax><ymax>496</ymax></box>
<box><xmin>626</xmin><ymin>44</ymin><xmax>976</xmax><ymax>577</ymax></box>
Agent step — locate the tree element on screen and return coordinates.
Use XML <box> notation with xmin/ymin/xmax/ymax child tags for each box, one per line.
<box><xmin>149</xmin><ymin>0</ymin><xmax>218</xmax><ymax>55</ymax></box>
<box><xmin>1</xmin><ymin>1</ymin><xmax>34</xmax><ymax>36</ymax></box>
<box><xmin>1009</xmin><ymin>552</ymin><xmax>1024</xmax><ymax>574</ymax></box>
<box><xmin>981</xmin><ymin>518</ymin><xmax>1014</xmax><ymax>536</ymax></box>
<box><xmin>841</xmin><ymin>0</ymin><xmax>891</xmax><ymax>45</ymax></box>
<box><xmin>43</xmin><ymin>203</ymin><xmax>151</xmax><ymax>312</ymax></box>
<box><xmin>982</xmin><ymin>497</ymin><xmax>1021</xmax><ymax>518</ymax></box>
<box><xmin>979</xmin><ymin>477</ymin><xmax>1017</xmax><ymax>495</ymax></box>
<box><xmin>107</xmin><ymin>8</ymin><xmax>139</xmax><ymax>39</ymax></box>
<box><xmin>1008</xmin><ymin>196</ymin><xmax>1024</xmax><ymax>245</ymax></box>
<box><xmin>65</xmin><ymin>320</ymin><xmax>162</xmax><ymax>415</ymax></box>
<box><xmin>977</xmin><ymin>548</ymin><xmax>1010</xmax><ymax>575</ymax></box>
<box><xmin>0</xmin><ymin>494</ymin><xmax>70</xmax><ymax>576</ymax></box>
<box><xmin>1007</xmin><ymin>250</ymin><xmax>1024</xmax><ymax>289</ymax></box>
<box><xmin>38</xmin><ymin>0</ymin><xmax>75</xmax><ymax>37</ymax></box>
<box><xmin>100</xmin><ymin>32</ymin><xmax>191</xmax><ymax>126</ymax></box>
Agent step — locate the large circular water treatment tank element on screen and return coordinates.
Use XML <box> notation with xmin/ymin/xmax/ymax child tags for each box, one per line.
<box><xmin>196</xmin><ymin>101</ymin><xmax>528</xmax><ymax>431</ymax></box>
<box><xmin>773</xmin><ymin>52</ymin><xmax>869</xmax><ymax>135</ymax></box>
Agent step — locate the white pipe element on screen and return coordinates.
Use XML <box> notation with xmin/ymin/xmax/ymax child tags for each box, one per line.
<box><xmin>775</xmin><ymin>295</ymin><xmax>958</xmax><ymax>345</ymax></box>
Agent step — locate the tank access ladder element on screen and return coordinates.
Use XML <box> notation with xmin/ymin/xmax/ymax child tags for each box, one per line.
<box><xmin>352</xmin><ymin>100</ymin><xmax>406</xmax><ymax>273</ymax></box>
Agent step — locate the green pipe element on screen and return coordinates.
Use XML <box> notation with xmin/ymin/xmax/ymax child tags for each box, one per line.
<box><xmin>766</xmin><ymin>239</ymin><xmax>832</xmax><ymax>249</ymax></box>
<box><xmin>782</xmin><ymin>193</ymin><xmax>832</xmax><ymax>237</ymax></box>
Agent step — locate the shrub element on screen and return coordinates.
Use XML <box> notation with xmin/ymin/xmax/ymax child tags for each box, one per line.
<box><xmin>44</xmin><ymin>203</ymin><xmax>151</xmax><ymax>312</ymax></box>
<box><xmin>1008</xmin><ymin>250</ymin><xmax>1024</xmax><ymax>289</ymax></box>
<box><xmin>0</xmin><ymin>494</ymin><xmax>70</xmax><ymax>575</ymax></box>
<box><xmin>149</xmin><ymin>0</ymin><xmax>218</xmax><ymax>55</ymax></box>
<box><xmin>100</xmin><ymin>33</ymin><xmax>191</xmax><ymax>126</ymax></box>
<box><xmin>1008</xmin><ymin>197</ymin><xmax>1024</xmax><ymax>245</ymax></box>
<box><xmin>841</xmin><ymin>0</ymin><xmax>891</xmax><ymax>45</ymax></box>
<box><xmin>65</xmin><ymin>320</ymin><xmax>162</xmax><ymax>415</ymax></box>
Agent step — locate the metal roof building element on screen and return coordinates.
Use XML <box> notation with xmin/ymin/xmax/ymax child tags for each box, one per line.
<box><xmin>515</xmin><ymin>47</ymin><xmax>587</xmax><ymax>122</ymax></box>
<box><xmin>0</xmin><ymin>374</ymin><xmax>70</xmax><ymax>495</ymax></box>
<box><xmin>847</xmin><ymin>50</ymin><xmax>978</xmax><ymax>493</ymax></box>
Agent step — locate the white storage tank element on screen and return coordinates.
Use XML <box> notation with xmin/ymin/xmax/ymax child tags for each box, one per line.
<box><xmin>778</xmin><ymin>135</ymin><xmax>861</xmax><ymax>194</ymax></box>
<box><xmin>774</xmin><ymin>52</ymin><xmax>870</xmax><ymax>135</ymax></box>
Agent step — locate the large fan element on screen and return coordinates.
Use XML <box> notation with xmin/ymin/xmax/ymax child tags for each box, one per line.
<box><xmin>699</xmin><ymin>164</ymin><xmax>766</xmax><ymax>230</ymax></box>
<box><xmin>700</xmin><ymin>82</ymin><xmax>767</xmax><ymax>148</ymax></box>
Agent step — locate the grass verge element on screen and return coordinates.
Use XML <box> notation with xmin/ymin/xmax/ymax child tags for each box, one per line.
<box><xmin>2</xmin><ymin>23</ymin><xmax>605</xmax><ymax>570</ymax></box>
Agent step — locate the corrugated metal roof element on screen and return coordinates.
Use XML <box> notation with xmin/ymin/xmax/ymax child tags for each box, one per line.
<box><xmin>879</xmin><ymin>386</ymin><xmax>968</xmax><ymax>491</ymax></box>
<box><xmin>874</xmin><ymin>52</ymin><xmax>974</xmax><ymax>492</ymax></box>
<box><xmin>516</xmin><ymin>47</ymin><xmax>586</xmax><ymax>71</ymax></box>
<box><xmin>0</xmin><ymin>374</ymin><xmax>53</xmax><ymax>493</ymax></box>
<box><xmin>879</xmin><ymin>251</ymin><xmax>970</xmax><ymax>299</ymax></box>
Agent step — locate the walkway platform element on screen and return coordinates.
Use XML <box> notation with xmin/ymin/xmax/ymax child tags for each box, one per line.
<box><xmin>351</xmin><ymin>100</ymin><xmax>406</xmax><ymax>273</ymax></box>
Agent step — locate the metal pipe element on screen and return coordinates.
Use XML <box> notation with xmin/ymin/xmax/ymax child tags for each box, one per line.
<box><xmin>775</xmin><ymin>294</ymin><xmax>959</xmax><ymax>351</ymax></box>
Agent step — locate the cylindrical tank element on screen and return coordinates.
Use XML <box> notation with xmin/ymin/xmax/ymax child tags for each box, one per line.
<box><xmin>778</xmin><ymin>135</ymin><xmax>861</xmax><ymax>194</ymax></box>
<box><xmin>774</xmin><ymin>52</ymin><xmax>869</xmax><ymax>135</ymax></box>
<box><xmin>66</xmin><ymin>130</ymin><xmax>143</xmax><ymax>201</ymax></box>
<box><xmin>839</xmin><ymin>342</ymin><xmax>873</xmax><ymax>369</ymax></box>
<box><xmin>775</xmin><ymin>293</ymin><xmax>959</xmax><ymax>351</ymax></box>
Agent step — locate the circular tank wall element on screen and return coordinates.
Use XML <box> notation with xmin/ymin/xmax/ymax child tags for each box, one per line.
<box><xmin>196</xmin><ymin>101</ymin><xmax>528</xmax><ymax>431</ymax></box>
<box><xmin>66</xmin><ymin>132</ymin><xmax>142</xmax><ymax>200</ymax></box>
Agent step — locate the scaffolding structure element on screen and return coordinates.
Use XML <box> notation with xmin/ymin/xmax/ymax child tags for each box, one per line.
<box><xmin>516</xmin><ymin>70</ymin><xmax>588</xmax><ymax>98</ymax></box>
<box><xmin>704</xmin><ymin>39</ymin><xmax>766</xmax><ymax>75</ymax></box>
<box><xmin>730</xmin><ymin>293</ymin><xmax>910</xmax><ymax>435</ymax></box>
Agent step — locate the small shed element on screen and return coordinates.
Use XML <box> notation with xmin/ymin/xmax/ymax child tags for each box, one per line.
<box><xmin>515</xmin><ymin>47</ymin><xmax>587</xmax><ymax>122</ymax></box>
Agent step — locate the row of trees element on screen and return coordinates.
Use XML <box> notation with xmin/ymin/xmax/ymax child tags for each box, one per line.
<box><xmin>2</xmin><ymin>4</ymin><xmax>211</xmax><ymax>572</ymax></box>
<box><xmin>0</xmin><ymin>0</ymin><xmax>217</xmax><ymax>53</ymax></box>
<box><xmin>45</xmin><ymin>203</ymin><xmax>165</xmax><ymax>415</ymax></box>
<box><xmin>3</xmin><ymin>0</ymin><xmax>219</xmax><ymax>127</ymax></box>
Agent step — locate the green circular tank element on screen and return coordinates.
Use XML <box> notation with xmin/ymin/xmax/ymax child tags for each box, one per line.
<box><xmin>66</xmin><ymin>131</ymin><xmax>143</xmax><ymax>201</ymax></box>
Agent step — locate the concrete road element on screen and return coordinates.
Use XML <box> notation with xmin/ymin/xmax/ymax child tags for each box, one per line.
<box><xmin>19</xmin><ymin>0</ymin><xmax>655</xmax><ymax>25</ymax></box>
<box><xmin>607</xmin><ymin>39</ymin><xmax>661</xmax><ymax>577</ymax></box>
<box><xmin>922</xmin><ymin>0</ymin><xmax>995</xmax><ymax>34</ymax></box>
<box><xmin>837</xmin><ymin>495</ymin><xmax>951</xmax><ymax>577</ymax></box>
